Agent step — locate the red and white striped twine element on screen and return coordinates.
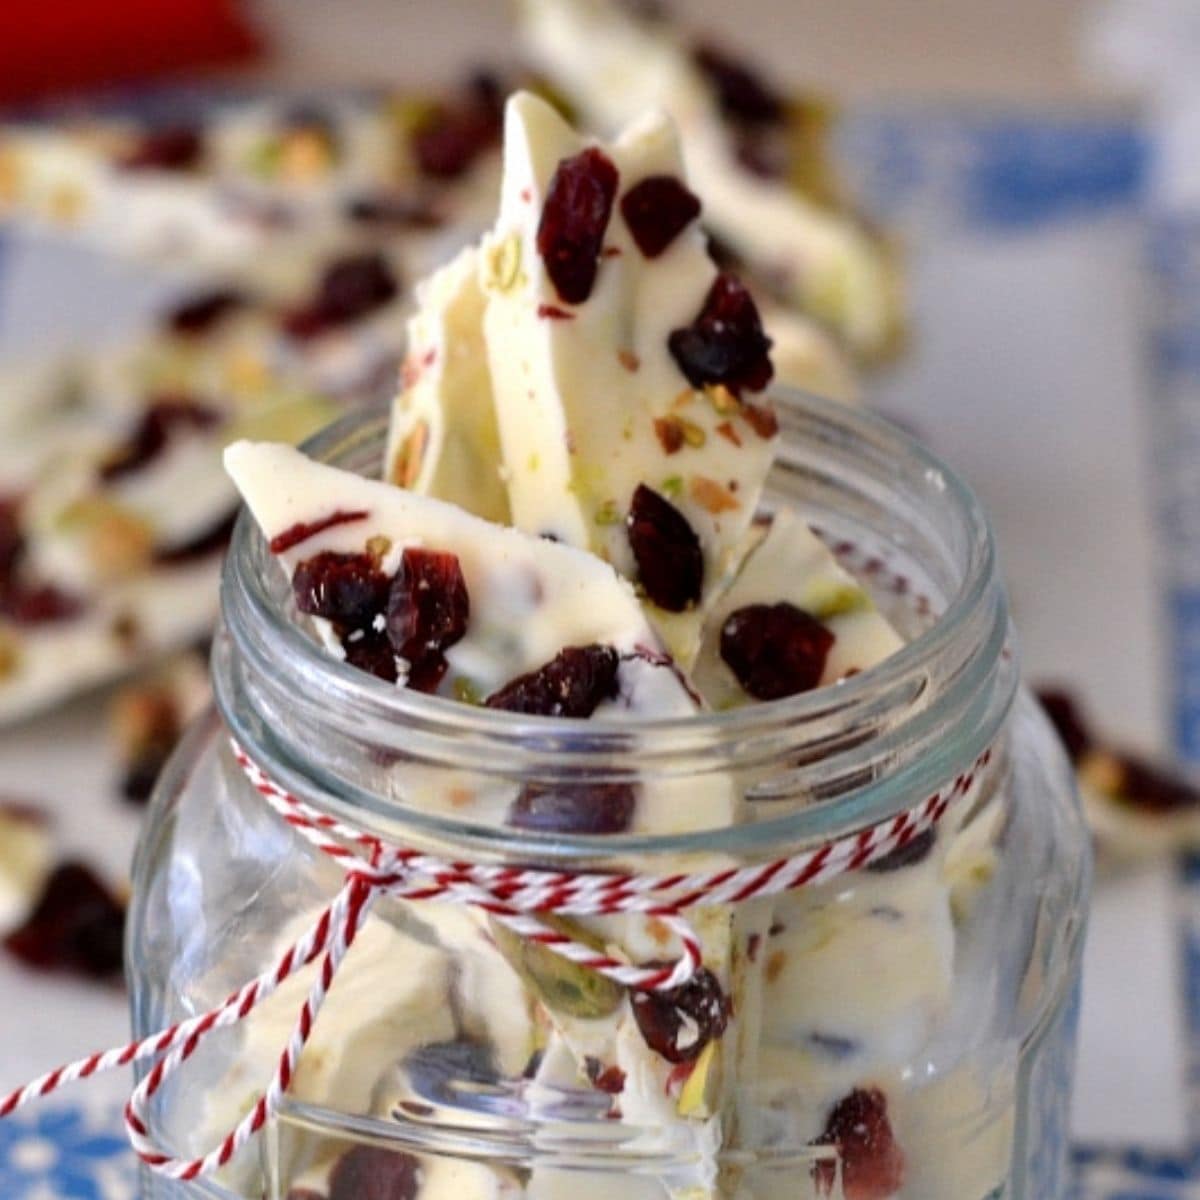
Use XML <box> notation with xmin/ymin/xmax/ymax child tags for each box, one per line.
<box><xmin>0</xmin><ymin>735</ymin><xmax>993</xmax><ymax>1182</ymax></box>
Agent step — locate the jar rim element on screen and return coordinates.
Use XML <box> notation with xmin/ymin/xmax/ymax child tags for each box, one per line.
<box><xmin>215</xmin><ymin>388</ymin><xmax>1016</xmax><ymax>859</ymax></box>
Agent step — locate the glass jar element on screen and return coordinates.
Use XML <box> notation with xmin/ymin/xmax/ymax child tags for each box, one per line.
<box><xmin>128</xmin><ymin>391</ymin><xmax>1091</xmax><ymax>1200</ymax></box>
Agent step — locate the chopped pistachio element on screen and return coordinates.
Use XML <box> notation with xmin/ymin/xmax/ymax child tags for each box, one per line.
<box><xmin>660</xmin><ymin>475</ymin><xmax>684</xmax><ymax>499</ymax></box>
<box><xmin>802</xmin><ymin>577</ymin><xmax>872</xmax><ymax>620</ymax></box>
<box><xmin>366</xmin><ymin>535</ymin><xmax>393</xmax><ymax>562</ymax></box>
<box><xmin>679</xmin><ymin>419</ymin><xmax>707</xmax><ymax>449</ymax></box>
<box><xmin>453</xmin><ymin>677</ymin><xmax>483</xmax><ymax>705</ymax></box>
<box><xmin>483</xmin><ymin>232</ymin><xmax>523</xmax><ymax>294</ymax></box>
<box><xmin>491</xmin><ymin>915</ymin><xmax>624</xmax><ymax>1020</ymax></box>
<box><xmin>594</xmin><ymin>499</ymin><xmax>622</xmax><ymax>526</ymax></box>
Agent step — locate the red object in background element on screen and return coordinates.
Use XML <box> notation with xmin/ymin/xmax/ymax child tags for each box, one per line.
<box><xmin>0</xmin><ymin>0</ymin><xmax>262</xmax><ymax>107</ymax></box>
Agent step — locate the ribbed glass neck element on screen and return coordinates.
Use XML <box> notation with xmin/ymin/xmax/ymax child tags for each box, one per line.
<box><xmin>213</xmin><ymin>389</ymin><xmax>1015</xmax><ymax>865</ymax></box>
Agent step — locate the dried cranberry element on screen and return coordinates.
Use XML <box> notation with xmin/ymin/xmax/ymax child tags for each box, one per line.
<box><xmin>118</xmin><ymin>691</ymin><xmax>182</xmax><ymax>805</ymax></box>
<box><xmin>811</xmin><ymin>1088</ymin><xmax>905</xmax><ymax>1200</ymax></box>
<box><xmin>345</xmin><ymin>191</ymin><xmax>442</xmax><ymax>229</ymax></box>
<box><xmin>5</xmin><ymin>862</ymin><xmax>125</xmax><ymax>978</ymax></box>
<box><xmin>486</xmin><ymin>645</ymin><xmax>620</xmax><ymax>717</ymax></box>
<box><xmin>3</xmin><ymin>583</ymin><xmax>84</xmax><ymax>625</ymax></box>
<box><xmin>293</xmin><ymin>552</ymin><xmax>391</xmax><ymax>629</ymax></box>
<box><xmin>328</xmin><ymin>1145</ymin><xmax>420</xmax><ymax>1200</ymax></box>
<box><xmin>692</xmin><ymin>43</ymin><xmax>784</xmax><ymax>126</ymax></box>
<box><xmin>1116</xmin><ymin>755</ymin><xmax>1200</xmax><ymax>815</ymax></box>
<box><xmin>100</xmin><ymin>399</ymin><xmax>222</xmax><ymax>483</ymax></box>
<box><xmin>0</xmin><ymin>499</ymin><xmax>85</xmax><ymax>624</ymax></box>
<box><xmin>706</xmin><ymin>233</ymin><xmax>744</xmax><ymax>273</ymax></box>
<box><xmin>627</xmin><ymin>484</ymin><xmax>703</xmax><ymax>612</ymax></box>
<box><xmin>720</xmin><ymin>603</ymin><xmax>834</xmax><ymax>700</ymax></box>
<box><xmin>121</xmin><ymin>741</ymin><xmax>175</xmax><ymax>805</ymax></box>
<box><xmin>119</xmin><ymin>126</ymin><xmax>204</xmax><ymax>171</ymax></box>
<box><xmin>867</xmin><ymin>828</ymin><xmax>936</xmax><ymax>873</ymax></box>
<box><xmin>284</xmin><ymin>253</ymin><xmax>399</xmax><ymax>339</ymax></box>
<box><xmin>509</xmin><ymin>781</ymin><xmax>636</xmax><ymax>835</ymax></box>
<box><xmin>631</xmin><ymin>966</ymin><xmax>731</xmax><ymax>1063</ymax></box>
<box><xmin>165</xmin><ymin>289</ymin><xmax>246</xmax><ymax>336</ymax></box>
<box><xmin>585</xmin><ymin>1057</ymin><xmax>627</xmax><ymax>1093</ymax></box>
<box><xmin>385</xmin><ymin>548</ymin><xmax>470</xmax><ymax>693</ymax></box>
<box><xmin>620</xmin><ymin>176</ymin><xmax>701</xmax><ymax>258</ymax></box>
<box><xmin>668</xmin><ymin>273</ymin><xmax>773</xmax><ymax>396</ymax></box>
<box><xmin>536</xmin><ymin>147</ymin><xmax>620</xmax><ymax>304</ymax></box>
<box><xmin>154</xmin><ymin>509</ymin><xmax>238</xmax><ymax>565</ymax></box>
<box><xmin>270</xmin><ymin>510</ymin><xmax>370</xmax><ymax>555</ymax></box>
<box><xmin>0</xmin><ymin>496</ymin><xmax>22</xmax><ymax>589</ymax></box>
<box><xmin>411</xmin><ymin>83</ymin><xmax>502</xmax><ymax>180</ymax></box>
<box><xmin>342</xmin><ymin>627</ymin><xmax>400</xmax><ymax>685</ymax></box>
<box><xmin>1035</xmin><ymin>687</ymin><xmax>1091</xmax><ymax>764</ymax></box>
<box><xmin>734</xmin><ymin>128</ymin><xmax>788</xmax><ymax>180</ymax></box>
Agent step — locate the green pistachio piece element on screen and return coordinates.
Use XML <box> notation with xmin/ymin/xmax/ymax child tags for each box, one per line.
<box><xmin>801</xmin><ymin>576</ymin><xmax>871</xmax><ymax>620</ymax></box>
<box><xmin>490</xmin><ymin>915</ymin><xmax>623</xmax><ymax>1020</ymax></box>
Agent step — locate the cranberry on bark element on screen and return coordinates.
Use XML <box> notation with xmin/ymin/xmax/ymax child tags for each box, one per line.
<box><xmin>631</xmin><ymin>966</ymin><xmax>731</xmax><ymax>1063</ymax></box>
<box><xmin>385</xmin><ymin>548</ymin><xmax>470</xmax><ymax>693</ymax></box>
<box><xmin>166</xmin><ymin>288</ymin><xmax>246</xmax><ymax>336</ymax></box>
<box><xmin>668</xmin><ymin>273</ymin><xmax>774</xmax><ymax>396</ymax></box>
<box><xmin>811</xmin><ymin>1088</ymin><xmax>905</xmax><ymax>1200</ymax></box>
<box><xmin>283</xmin><ymin>253</ymin><xmax>399</xmax><ymax>339</ymax></box>
<box><xmin>0</xmin><ymin>496</ymin><xmax>21</xmax><ymax>589</ymax></box>
<box><xmin>720</xmin><ymin>602</ymin><xmax>834</xmax><ymax>699</ymax></box>
<box><xmin>536</xmin><ymin>147</ymin><xmax>620</xmax><ymax>304</ymax></box>
<box><xmin>327</xmin><ymin>1145</ymin><xmax>420</xmax><ymax>1200</ymax></box>
<box><xmin>620</xmin><ymin>176</ymin><xmax>701</xmax><ymax>258</ymax></box>
<box><xmin>292</xmin><ymin>552</ymin><xmax>391</xmax><ymax>630</ymax></box>
<box><xmin>342</xmin><ymin>628</ymin><xmax>401</xmax><ymax>685</ymax></box>
<box><xmin>509</xmin><ymin>781</ymin><xmax>636</xmax><ymax>835</ymax></box>
<box><xmin>1115</xmin><ymin>755</ymin><xmax>1200</xmax><ymax>815</ymax></box>
<box><xmin>692</xmin><ymin>43</ymin><xmax>785</xmax><ymax>126</ymax></box>
<box><xmin>411</xmin><ymin>76</ymin><xmax>503</xmax><ymax>180</ymax></box>
<box><xmin>1035</xmin><ymin>687</ymin><xmax>1091</xmax><ymax>764</ymax></box>
<box><xmin>345</xmin><ymin>192</ymin><xmax>442</xmax><ymax>230</ymax></box>
<box><xmin>486</xmin><ymin>644</ymin><xmax>619</xmax><ymax>717</ymax></box>
<box><xmin>627</xmin><ymin>484</ymin><xmax>703</xmax><ymax>612</ymax></box>
<box><xmin>5</xmin><ymin>862</ymin><xmax>125</xmax><ymax>979</ymax></box>
<box><xmin>100</xmin><ymin>399</ymin><xmax>223</xmax><ymax>483</ymax></box>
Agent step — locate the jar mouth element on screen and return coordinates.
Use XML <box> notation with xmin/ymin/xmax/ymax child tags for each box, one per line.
<box><xmin>216</xmin><ymin>388</ymin><xmax>1015</xmax><ymax>859</ymax></box>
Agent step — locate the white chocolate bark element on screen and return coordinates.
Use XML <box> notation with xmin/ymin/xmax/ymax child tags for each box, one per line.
<box><xmin>387</xmin><ymin>246</ymin><xmax>510</xmax><ymax>523</ymax></box>
<box><xmin>225</xmin><ymin>439</ymin><xmax>694</xmax><ymax>713</ymax></box>
<box><xmin>518</xmin><ymin>0</ymin><xmax>898</xmax><ymax>358</ymax></box>
<box><xmin>482</xmin><ymin>94</ymin><xmax>776</xmax><ymax>656</ymax></box>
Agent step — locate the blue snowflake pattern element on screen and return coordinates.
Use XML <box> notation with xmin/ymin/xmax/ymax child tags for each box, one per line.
<box><xmin>0</xmin><ymin>1104</ymin><xmax>136</xmax><ymax>1199</ymax></box>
